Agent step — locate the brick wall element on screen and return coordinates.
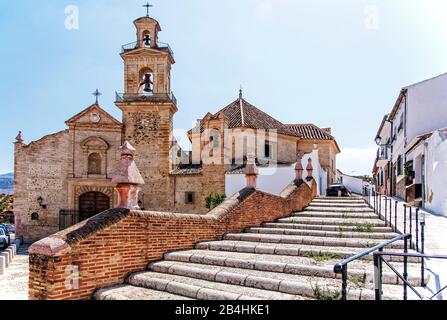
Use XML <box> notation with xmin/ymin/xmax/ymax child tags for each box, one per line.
<box><xmin>395</xmin><ymin>177</ymin><xmax>406</xmax><ymax>201</ymax></box>
<box><xmin>28</xmin><ymin>179</ymin><xmax>316</xmax><ymax>300</ymax></box>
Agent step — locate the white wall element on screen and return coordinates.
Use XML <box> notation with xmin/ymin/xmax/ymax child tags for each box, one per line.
<box><xmin>407</xmin><ymin>73</ymin><xmax>447</xmax><ymax>144</ymax></box>
<box><xmin>225</xmin><ymin>149</ymin><xmax>325</xmax><ymax>197</ymax></box>
<box><xmin>424</xmin><ymin>130</ymin><xmax>447</xmax><ymax>216</ymax></box>
<box><xmin>336</xmin><ymin>171</ymin><xmax>369</xmax><ymax>195</ymax></box>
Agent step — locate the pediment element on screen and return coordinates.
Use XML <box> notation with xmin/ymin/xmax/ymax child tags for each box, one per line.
<box><xmin>65</xmin><ymin>104</ymin><xmax>122</xmax><ymax>128</ymax></box>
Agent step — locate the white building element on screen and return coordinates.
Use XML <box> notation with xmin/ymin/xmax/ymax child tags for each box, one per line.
<box><xmin>405</xmin><ymin>128</ymin><xmax>447</xmax><ymax>216</ymax></box>
<box><xmin>225</xmin><ymin>149</ymin><xmax>327</xmax><ymax>197</ymax></box>
<box><xmin>373</xmin><ymin>72</ymin><xmax>447</xmax><ymax>215</ymax></box>
<box><xmin>335</xmin><ymin>170</ymin><xmax>370</xmax><ymax>195</ymax></box>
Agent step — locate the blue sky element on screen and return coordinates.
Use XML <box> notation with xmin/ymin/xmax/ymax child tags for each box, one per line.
<box><xmin>1</xmin><ymin>0</ymin><xmax>447</xmax><ymax>175</ymax></box>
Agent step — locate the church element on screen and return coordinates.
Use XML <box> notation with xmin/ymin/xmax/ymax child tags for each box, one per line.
<box><xmin>13</xmin><ymin>12</ymin><xmax>340</xmax><ymax>243</ymax></box>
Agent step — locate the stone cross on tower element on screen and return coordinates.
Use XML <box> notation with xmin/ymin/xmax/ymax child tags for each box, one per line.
<box><xmin>143</xmin><ymin>2</ymin><xmax>153</xmax><ymax>17</ymax></box>
<box><xmin>92</xmin><ymin>89</ymin><xmax>102</xmax><ymax>104</ymax></box>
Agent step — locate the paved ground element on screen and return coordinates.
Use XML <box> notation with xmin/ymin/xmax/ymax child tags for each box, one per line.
<box><xmin>0</xmin><ymin>245</ymin><xmax>29</xmax><ymax>300</ymax></box>
<box><xmin>370</xmin><ymin>195</ymin><xmax>447</xmax><ymax>300</ymax></box>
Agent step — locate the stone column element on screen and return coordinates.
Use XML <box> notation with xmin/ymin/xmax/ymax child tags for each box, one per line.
<box><xmin>295</xmin><ymin>154</ymin><xmax>304</xmax><ymax>181</ymax></box>
<box><xmin>245</xmin><ymin>153</ymin><xmax>258</xmax><ymax>189</ymax></box>
<box><xmin>306</xmin><ymin>158</ymin><xmax>313</xmax><ymax>181</ymax></box>
<box><xmin>112</xmin><ymin>141</ymin><xmax>145</xmax><ymax>210</ymax></box>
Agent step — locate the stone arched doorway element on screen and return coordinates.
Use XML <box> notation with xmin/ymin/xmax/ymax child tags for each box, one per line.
<box><xmin>79</xmin><ymin>192</ymin><xmax>110</xmax><ymax>221</ymax></box>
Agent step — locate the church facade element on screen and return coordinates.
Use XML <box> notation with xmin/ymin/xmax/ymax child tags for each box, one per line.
<box><xmin>13</xmin><ymin>14</ymin><xmax>340</xmax><ymax>243</ymax></box>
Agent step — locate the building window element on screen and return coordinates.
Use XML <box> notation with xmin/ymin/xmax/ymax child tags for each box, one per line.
<box><xmin>264</xmin><ymin>143</ymin><xmax>271</xmax><ymax>158</ymax></box>
<box><xmin>185</xmin><ymin>192</ymin><xmax>195</xmax><ymax>204</ymax></box>
<box><xmin>88</xmin><ymin>153</ymin><xmax>102</xmax><ymax>175</ymax></box>
<box><xmin>397</xmin><ymin>156</ymin><xmax>403</xmax><ymax>176</ymax></box>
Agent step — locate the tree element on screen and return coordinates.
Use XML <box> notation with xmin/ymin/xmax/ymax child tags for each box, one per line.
<box><xmin>205</xmin><ymin>192</ymin><xmax>227</xmax><ymax>210</ymax></box>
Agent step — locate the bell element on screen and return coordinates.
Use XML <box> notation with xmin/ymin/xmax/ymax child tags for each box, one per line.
<box><xmin>140</xmin><ymin>73</ymin><xmax>153</xmax><ymax>93</ymax></box>
<box><xmin>143</xmin><ymin>82</ymin><xmax>152</xmax><ymax>93</ymax></box>
<box><xmin>143</xmin><ymin>34</ymin><xmax>151</xmax><ymax>47</ymax></box>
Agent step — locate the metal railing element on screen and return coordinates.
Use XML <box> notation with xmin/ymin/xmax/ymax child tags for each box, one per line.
<box><xmin>333</xmin><ymin>188</ymin><xmax>432</xmax><ymax>300</ymax></box>
<box><xmin>374</xmin><ymin>252</ymin><xmax>447</xmax><ymax>300</ymax></box>
<box><xmin>121</xmin><ymin>40</ymin><xmax>174</xmax><ymax>56</ymax></box>
<box><xmin>376</xmin><ymin>147</ymin><xmax>389</xmax><ymax>162</ymax></box>
<box><xmin>59</xmin><ymin>210</ymin><xmax>80</xmax><ymax>231</ymax></box>
<box><xmin>333</xmin><ymin>233</ymin><xmax>412</xmax><ymax>300</ymax></box>
<box><xmin>115</xmin><ymin>91</ymin><xmax>177</xmax><ymax>106</ymax></box>
<box><xmin>364</xmin><ymin>189</ymin><xmax>426</xmax><ymax>252</ymax></box>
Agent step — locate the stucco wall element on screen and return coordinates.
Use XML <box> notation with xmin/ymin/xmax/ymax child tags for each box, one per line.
<box><xmin>407</xmin><ymin>73</ymin><xmax>447</xmax><ymax>144</ymax></box>
<box><xmin>225</xmin><ymin>149</ymin><xmax>324</xmax><ymax>197</ymax></box>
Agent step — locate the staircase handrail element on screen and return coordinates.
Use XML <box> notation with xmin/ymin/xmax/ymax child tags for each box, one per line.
<box><xmin>333</xmin><ymin>233</ymin><xmax>411</xmax><ymax>300</ymax></box>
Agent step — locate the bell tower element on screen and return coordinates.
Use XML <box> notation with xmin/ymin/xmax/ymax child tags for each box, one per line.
<box><xmin>115</xmin><ymin>9</ymin><xmax>177</xmax><ymax>211</ymax></box>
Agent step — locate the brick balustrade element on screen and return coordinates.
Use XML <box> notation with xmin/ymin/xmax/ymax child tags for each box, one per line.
<box><xmin>28</xmin><ymin>178</ymin><xmax>317</xmax><ymax>300</ymax></box>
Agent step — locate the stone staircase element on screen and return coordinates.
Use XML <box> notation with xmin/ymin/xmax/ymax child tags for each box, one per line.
<box><xmin>94</xmin><ymin>197</ymin><xmax>427</xmax><ymax>300</ymax></box>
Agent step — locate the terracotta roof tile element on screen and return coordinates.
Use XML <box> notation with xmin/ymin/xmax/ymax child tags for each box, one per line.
<box><xmin>286</xmin><ymin>124</ymin><xmax>335</xmax><ymax>141</ymax></box>
<box><xmin>204</xmin><ymin>98</ymin><xmax>302</xmax><ymax>138</ymax></box>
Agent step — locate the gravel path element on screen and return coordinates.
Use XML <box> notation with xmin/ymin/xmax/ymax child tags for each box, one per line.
<box><xmin>0</xmin><ymin>245</ymin><xmax>29</xmax><ymax>300</ymax></box>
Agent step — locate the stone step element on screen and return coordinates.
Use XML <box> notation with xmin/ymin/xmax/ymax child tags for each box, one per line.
<box><xmin>294</xmin><ymin>212</ymin><xmax>378</xmax><ymax>219</ymax></box>
<box><xmin>314</xmin><ymin>196</ymin><xmax>363</xmax><ymax>201</ymax></box>
<box><xmin>247</xmin><ymin>227</ymin><xmax>398</xmax><ymax>240</ymax></box>
<box><xmin>308</xmin><ymin>203</ymin><xmax>368</xmax><ymax>208</ymax></box>
<box><xmin>263</xmin><ymin>222</ymin><xmax>394</xmax><ymax>233</ymax></box>
<box><xmin>223</xmin><ymin>233</ymin><xmax>404</xmax><ymax>249</ymax></box>
<box><xmin>163</xmin><ymin>250</ymin><xmax>425</xmax><ymax>286</ymax></box>
<box><xmin>278</xmin><ymin>217</ymin><xmax>386</xmax><ymax>227</ymax></box>
<box><xmin>94</xmin><ymin>284</ymin><xmax>193</xmax><ymax>300</ymax></box>
<box><xmin>196</xmin><ymin>240</ymin><xmax>421</xmax><ymax>263</ymax></box>
<box><xmin>311</xmin><ymin>201</ymin><xmax>365</xmax><ymax>205</ymax></box>
<box><xmin>127</xmin><ymin>271</ymin><xmax>307</xmax><ymax>300</ymax></box>
<box><xmin>147</xmin><ymin>261</ymin><xmax>418</xmax><ymax>300</ymax></box>
<box><xmin>304</xmin><ymin>207</ymin><xmax>374</xmax><ymax>213</ymax></box>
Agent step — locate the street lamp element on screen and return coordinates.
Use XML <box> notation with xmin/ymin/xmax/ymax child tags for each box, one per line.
<box><xmin>375</xmin><ymin>137</ymin><xmax>382</xmax><ymax>146</ymax></box>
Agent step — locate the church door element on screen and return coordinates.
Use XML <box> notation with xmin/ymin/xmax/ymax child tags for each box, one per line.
<box><xmin>79</xmin><ymin>192</ymin><xmax>110</xmax><ymax>221</ymax></box>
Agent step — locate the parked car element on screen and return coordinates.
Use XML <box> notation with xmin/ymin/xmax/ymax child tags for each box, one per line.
<box><xmin>326</xmin><ymin>184</ymin><xmax>350</xmax><ymax>197</ymax></box>
<box><xmin>3</xmin><ymin>224</ymin><xmax>15</xmax><ymax>234</ymax></box>
<box><xmin>0</xmin><ymin>227</ymin><xmax>8</xmax><ymax>249</ymax></box>
<box><xmin>0</xmin><ymin>224</ymin><xmax>14</xmax><ymax>246</ymax></box>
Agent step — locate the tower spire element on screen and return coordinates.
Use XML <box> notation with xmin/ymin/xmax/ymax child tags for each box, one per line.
<box><xmin>239</xmin><ymin>85</ymin><xmax>243</xmax><ymax>100</ymax></box>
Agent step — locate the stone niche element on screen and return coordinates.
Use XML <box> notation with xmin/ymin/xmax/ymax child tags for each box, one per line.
<box><xmin>81</xmin><ymin>137</ymin><xmax>110</xmax><ymax>178</ymax></box>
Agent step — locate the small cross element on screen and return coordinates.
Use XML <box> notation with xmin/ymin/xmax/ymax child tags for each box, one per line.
<box><xmin>143</xmin><ymin>2</ymin><xmax>153</xmax><ymax>17</ymax></box>
<box><xmin>92</xmin><ymin>89</ymin><xmax>102</xmax><ymax>104</ymax></box>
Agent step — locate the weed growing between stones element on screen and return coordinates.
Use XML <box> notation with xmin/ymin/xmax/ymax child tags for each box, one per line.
<box><xmin>310</xmin><ymin>282</ymin><xmax>342</xmax><ymax>300</ymax></box>
<box><xmin>303</xmin><ymin>251</ymin><xmax>341</xmax><ymax>262</ymax></box>
<box><xmin>353</xmin><ymin>223</ymin><xmax>373</xmax><ymax>233</ymax></box>
<box><xmin>349</xmin><ymin>274</ymin><xmax>367</xmax><ymax>289</ymax></box>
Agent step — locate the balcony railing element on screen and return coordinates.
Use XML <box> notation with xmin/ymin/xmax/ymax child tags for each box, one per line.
<box><xmin>115</xmin><ymin>92</ymin><xmax>177</xmax><ymax>106</ymax></box>
<box><xmin>121</xmin><ymin>40</ymin><xmax>174</xmax><ymax>57</ymax></box>
<box><xmin>377</xmin><ymin>147</ymin><xmax>388</xmax><ymax>160</ymax></box>
<box><xmin>59</xmin><ymin>210</ymin><xmax>81</xmax><ymax>230</ymax></box>
<box><xmin>376</xmin><ymin>147</ymin><xmax>389</xmax><ymax>166</ymax></box>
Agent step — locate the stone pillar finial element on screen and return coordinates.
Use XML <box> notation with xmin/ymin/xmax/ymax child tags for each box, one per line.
<box><xmin>295</xmin><ymin>154</ymin><xmax>304</xmax><ymax>181</ymax></box>
<box><xmin>306</xmin><ymin>158</ymin><xmax>313</xmax><ymax>180</ymax></box>
<box><xmin>245</xmin><ymin>152</ymin><xmax>258</xmax><ymax>189</ymax></box>
<box><xmin>112</xmin><ymin>141</ymin><xmax>145</xmax><ymax>210</ymax></box>
<box><xmin>15</xmin><ymin>131</ymin><xmax>24</xmax><ymax>144</ymax></box>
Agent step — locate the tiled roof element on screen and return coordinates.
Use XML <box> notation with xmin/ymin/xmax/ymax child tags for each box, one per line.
<box><xmin>170</xmin><ymin>165</ymin><xmax>202</xmax><ymax>176</ymax></box>
<box><xmin>203</xmin><ymin>98</ymin><xmax>302</xmax><ymax>138</ymax></box>
<box><xmin>225</xmin><ymin>162</ymin><xmax>295</xmax><ymax>175</ymax></box>
<box><xmin>286</xmin><ymin>124</ymin><xmax>335</xmax><ymax>141</ymax></box>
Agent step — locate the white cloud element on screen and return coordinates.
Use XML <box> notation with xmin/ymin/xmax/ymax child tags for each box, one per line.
<box><xmin>337</xmin><ymin>146</ymin><xmax>377</xmax><ymax>176</ymax></box>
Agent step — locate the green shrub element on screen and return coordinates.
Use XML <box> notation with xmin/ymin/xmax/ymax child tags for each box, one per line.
<box><xmin>205</xmin><ymin>192</ymin><xmax>227</xmax><ymax>209</ymax></box>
